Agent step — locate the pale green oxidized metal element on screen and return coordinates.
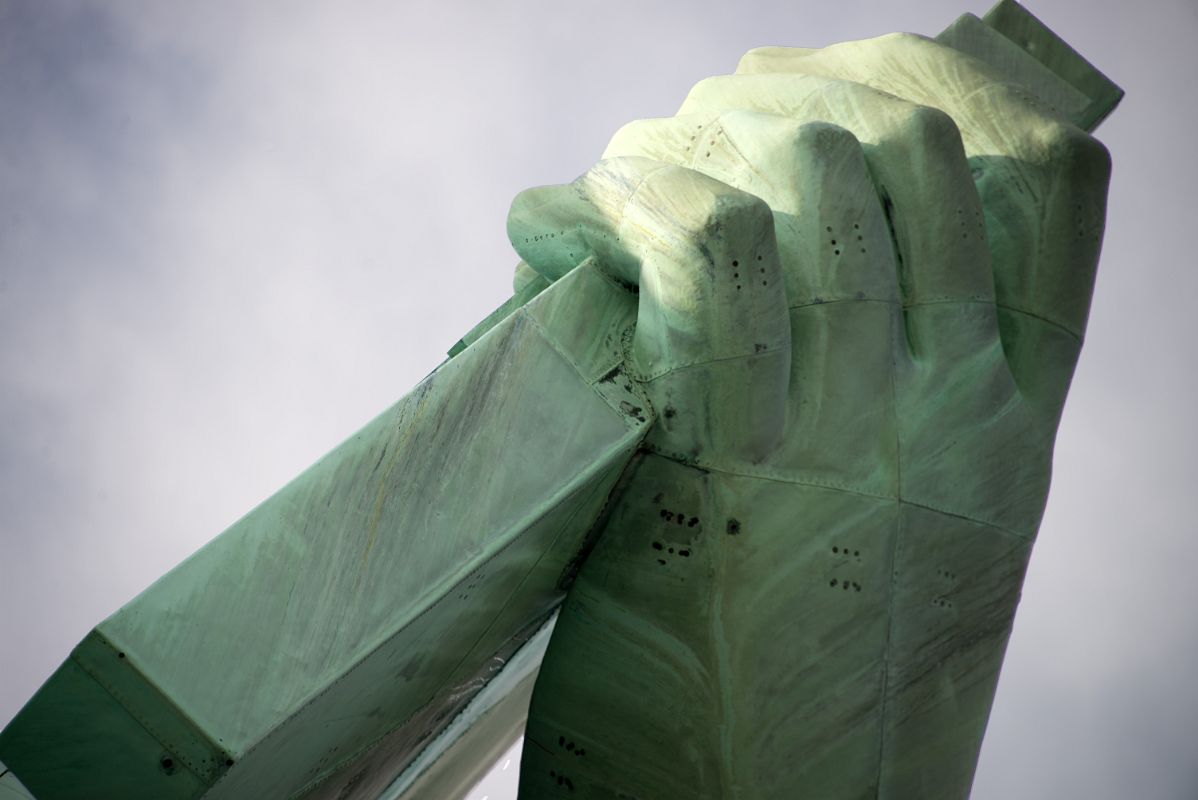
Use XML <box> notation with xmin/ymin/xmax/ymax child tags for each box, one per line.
<box><xmin>0</xmin><ymin>759</ymin><xmax>36</xmax><ymax>800</ymax></box>
<box><xmin>0</xmin><ymin>2</ymin><xmax>1121</xmax><ymax>798</ymax></box>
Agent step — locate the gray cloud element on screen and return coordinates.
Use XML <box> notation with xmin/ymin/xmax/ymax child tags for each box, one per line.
<box><xmin>0</xmin><ymin>2</ymin><xmax>1194</xmax><ymax>798</ymax></box>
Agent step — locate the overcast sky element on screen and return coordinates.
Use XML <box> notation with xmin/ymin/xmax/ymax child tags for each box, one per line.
<box><xmin>1</xmin><ymin>1</ymin><xmax>1195</xmax><ymax>798</ymax></box>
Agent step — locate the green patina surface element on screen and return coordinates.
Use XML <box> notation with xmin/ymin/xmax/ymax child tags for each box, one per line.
<box><xmin>0</xmin><ymin>2</ymin><xmax>1119</xmax><ymax>798</ymax></box>
<box><xmin>0</xmin><ymin>760</ymin><xmax>36</xmax><ymax>800</ymax></box>
<box><xmin>518</xmin><ymin>4</ymin><xmax>1119</xmax><ymax>797</ymax></box>
<box><xmin>0</xmin><ymin>264</ymin><xmax>650</xmax><ymax>798</ymax></box>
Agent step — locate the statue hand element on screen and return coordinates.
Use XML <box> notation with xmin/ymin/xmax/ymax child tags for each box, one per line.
<box><xmin>508</xmin><ymin>30</ymin><xmax>1111</xmax><ymax>799</ymax></box>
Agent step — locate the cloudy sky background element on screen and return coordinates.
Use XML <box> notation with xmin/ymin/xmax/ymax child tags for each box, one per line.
<box><xmin>0</xmin><ymin>1</ymin><xmax>1194</xmax><ymax>798</ymax></box>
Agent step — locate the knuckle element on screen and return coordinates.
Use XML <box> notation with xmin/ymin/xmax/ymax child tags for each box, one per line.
<box><xmin>696</xmin><ymin>186</ymin><xmax>773</xmax><ymax>238</ymax></box>
<box><xmin>898</xmin><ymin>102</ymin><xmax>963</xmax><ymax>150</ymax></box>
<box><xmin>736</xmin><ymin>46</ymin><xmax>770</xmax><ymax>70</ymax></box>
<box><xmin>877</xmin><ymin>31</ymin><xmax>929</xmax><ymax>49</ymax></box>
<box><xmin>795</xmin><ymin>119</ymin><xmax>860</xmax><ymax>153</ymax></box>
<box><xmin>604</xmin><ymin>120</ymin><xmax>644</xmax><ymax>156</ymax></box>
<box><xmin>647</xmin><ymin>167</ymin><xmax>769</xmax><ymax>235</ymax></box>
<box><xmin>684</xmin><ymin>74</ymin><xmax>726</xmax><ymax>105</ymax></box>
<box><xmin>1043</xmin><ymin>122</ymin><xmax>1112</xmax><ymax>178</ymax></box>
<box><xmin>727</xmin><ymin>185</ymin><xmax>773</xmax><ymax>217</ymax></box>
